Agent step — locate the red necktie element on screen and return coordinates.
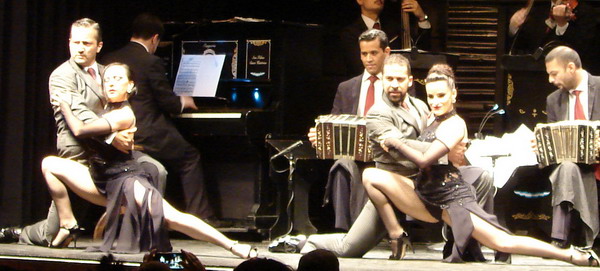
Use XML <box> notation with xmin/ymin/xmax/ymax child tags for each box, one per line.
<box><xmin>573</xmin><ymin>90</ymin><xmax>586</xmax><ymax>120</ymax></box>
<box><xmin>364</xmin><ymin>75</ymin><xmax>377</xmax><ymax>115</ymax></box>
<box><xmin>373</xmin><ymin>22</ymin><xmax>381</xmax><ymax>30</ymax></box>
<box><xmin>87</xmin><ymin>67</ymin><xmax>98</xmax><ymax>86</ymax></box>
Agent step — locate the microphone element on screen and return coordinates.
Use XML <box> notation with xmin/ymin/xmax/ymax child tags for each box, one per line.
<box><xmin>476</xmin><ymin>105</ymin><xmax>505</xmax><ymax>139</ymax></box>
<box><xmin>532</xmin><ymin>40</ymin><xmax>562</xmax><ymax>61</ymax></box>
<box><xmin>270</xmin><ymin>141</ymin><xmax>303</xmax><ymax>160</ymax></box>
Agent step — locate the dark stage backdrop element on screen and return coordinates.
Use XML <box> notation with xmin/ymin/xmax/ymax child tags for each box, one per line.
<box><xmin>0</xmin><ymin>0</ymin><xmax>363</xmax><ymax>228</ymax></box>
<box><xmin>1</xmin><ymin>0</ymin><xmax>451</xmax><ymax>228</ymax></box>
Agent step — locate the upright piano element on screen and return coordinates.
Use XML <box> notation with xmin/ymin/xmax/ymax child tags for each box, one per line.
<box><xmin>162</xmin><ymin>20</ymin><xmax>326</xmax><ymax>239</ymax></box>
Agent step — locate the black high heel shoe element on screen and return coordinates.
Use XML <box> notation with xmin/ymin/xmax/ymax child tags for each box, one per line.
<box><xmin>389</xmin><ymin>232</ymin><xmax>414</xmax><ymax>260</ymax></box>
<box><xmin>49</xmin><ymin>225</ymin><xmax>85</xmax><ymax>248</ymax></box>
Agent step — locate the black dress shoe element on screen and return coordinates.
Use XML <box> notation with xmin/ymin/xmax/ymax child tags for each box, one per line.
<box><xmin>0</xmin><ymin>227</ymin><xmax>21</xmax><ymax>243</ymax></box>
<box><xmin>551</xmin><ymin>239</ymin><xmax>569</xmax><ymax>249</ymax></box>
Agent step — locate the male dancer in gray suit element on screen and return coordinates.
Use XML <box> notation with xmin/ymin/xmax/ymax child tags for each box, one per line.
<box><xmin>308</xmin><ymin>29</ymin><xmax>389</xmax><ymax>231</ymax></box>
<box><xmin>13</xmin><ymin>18</ymin><xmax>165</xmax><ymax>246</ymax></box>
<box><xmin>295</xmin><ymin>55</ymin><xmax>497</xmax><ymax>260</ymax></box>
<box><xmin>542</xmin><ymin>45</ymin><xmax>600</xmax><ymax>249</ymax></box>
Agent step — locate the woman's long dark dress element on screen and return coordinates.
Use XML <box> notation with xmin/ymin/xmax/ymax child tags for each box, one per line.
<box><xmin>414</xmin><ymin>117</ymin><xmax>510</xmax><ymax>263</ymax></box>
<box><xmin>85</xmin><ymin>103</ymin><xmax>172</xmax><ymax>253</ymax></box>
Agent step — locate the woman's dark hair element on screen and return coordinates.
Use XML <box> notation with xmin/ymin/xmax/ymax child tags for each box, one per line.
<box><xmin>102</xmin><ymin>62</ymin><xmax>137</xmax><ymax>96</ymax></box>
<box><xmin>425</xmin><ymin>63</ymin><xmax>455</xmax><ymax>90</ymax></box>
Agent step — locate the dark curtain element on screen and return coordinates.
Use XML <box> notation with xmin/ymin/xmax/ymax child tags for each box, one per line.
<box><xmin>0</xmin><ymin>0</ymin><xmax>103</xmax><ymax>227</ymax></box>
<box><xmin>0</xmin><ymin>0</ymin><xmax>359</xmax><ymax>227</ymax></box>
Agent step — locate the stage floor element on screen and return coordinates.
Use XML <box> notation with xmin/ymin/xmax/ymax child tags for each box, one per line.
<box><xmin>0</xmin><ymin>238</ymin><xmax>596</xmax><ymax>270</ymax></box>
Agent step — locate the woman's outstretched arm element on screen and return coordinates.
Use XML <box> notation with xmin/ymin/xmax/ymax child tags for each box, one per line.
<box><xmin>52</xmin><ymin>92</ymin><xmax>133</xmax><ymax>138</ymax></box>
<box><xmin>384</xmin><ymin>137</ymin><xmax>449</xmax><ymax>168</ymax></box>
<box><xmin>56</xmin><ymin>99</ymin><xmax>112</xmax><ymax>138</ymax></box>
<box><xmin>384</xmin><ymin>117</ymin><xmax>466</xmax><ymax>168</ymax></box>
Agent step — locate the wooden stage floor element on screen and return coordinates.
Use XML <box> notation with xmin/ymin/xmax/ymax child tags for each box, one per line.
<box><xmin>0</xmin><ymin>238</ymin><xmax>597</xmax><ymax>270</ymax></box>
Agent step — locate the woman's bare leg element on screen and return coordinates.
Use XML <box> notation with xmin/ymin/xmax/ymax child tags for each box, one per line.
<box><xmin>131</xmin><ymin>181</ymin><xmax>254</xmax><ymax>259</ymax></box>
<box><xmin>42</xmin><ymin>156</ymin><xmax>106</xmax><ymax>246</ymax></box>
<box><xmin>363</xmin><ymin>168</ymin><xmax>438</xmax><ymax>238</ymax></box>
<box><xmin>444</xmin><ymin>210</ymin><xmax>592</xmax><ymax>265</ymax></box>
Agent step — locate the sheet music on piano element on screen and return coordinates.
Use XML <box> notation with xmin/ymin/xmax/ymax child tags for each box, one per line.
<box><xmin>173</xmin><ymin>54</ymin><xmax>225</xmax><ymax>97</ymax></box>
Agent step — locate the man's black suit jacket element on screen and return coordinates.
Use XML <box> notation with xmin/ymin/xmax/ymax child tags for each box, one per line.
<box><xmin>102</xmin><ymin>42</ymin><xmax>187</xmax><ymax>158</ymax></box>
<box><xmin>331</xmin><ymin>74</ymin><xmax>362</xmax><ymax>114</ymax></box>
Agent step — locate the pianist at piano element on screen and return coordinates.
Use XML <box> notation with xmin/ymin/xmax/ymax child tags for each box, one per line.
<box><xmin>102</xmin><ymin>13</ymin><xmax>222</xmax><ymax>226</ymax></box>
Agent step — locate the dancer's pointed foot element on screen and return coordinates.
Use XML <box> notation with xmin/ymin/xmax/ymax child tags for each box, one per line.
<box><xmin>229</xmin><ymin>242</ymin><xmax>258</xmax><ymax>259</ymax></box>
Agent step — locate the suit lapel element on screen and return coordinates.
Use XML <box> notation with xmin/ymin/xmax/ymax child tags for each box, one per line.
<box><xmin>69</xmin><ymin>59</ymin><xmax>105</xmax><ymax>106</ymax></box>
<box><xmin>558</xmin><ymin>90</ymin><xmax>569</xmax><ymax>121</ymax></box>
<box><xmin>350</xmin><ymin>75</ymin><xmax>362</xmax><ymax>114</ymax></box>
<box><xmin>588</xmin><ymin>73</ymin><xmax>599</xmax><ymax>120</ymax></box>
<box><xmin>406</xmin><ymin>96</ymin><xmax>425</xmax><ymax>134</ymax></box>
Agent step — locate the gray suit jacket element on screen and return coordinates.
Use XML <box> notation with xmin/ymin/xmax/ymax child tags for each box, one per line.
<box><xmin>366</xmin><ymin>94</ymin><xmax>430</xmax><ymax>176</ymax></box>
<box><xmin>49</xmin><ymin>59</ymin><xmax>106</xmax><ymax>162</ymax></box>
<box><xmin>546</xmin><ymin>73</ymin><xmax>600</xmax><ymax>122</ymax></box>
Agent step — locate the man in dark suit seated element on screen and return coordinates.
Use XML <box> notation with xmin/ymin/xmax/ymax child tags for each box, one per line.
<box><xmin>102</xmin><ymin>13</ymin><xmax>222</xmax><ymax>226</ymax></box>
<box><xmin>308</xmin><ymin>29</ymin><xmax>389</xmax><ymax>231</ymax></box>
<box><xmin>340</xmin><ymin>0</ymin><xmax>431</xmax><ymax>76</ymax></box>
<box><xmin>538</xmin><ymin>46</ymin><xmax>600</xmax><ymax>248</ymax></box>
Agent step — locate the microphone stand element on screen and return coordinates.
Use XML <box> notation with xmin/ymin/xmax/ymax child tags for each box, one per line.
<box><xmin>269</xmin><ymin>143</ymin><xmax>301</xmax><ymax>238</ymax></box>
<box><xmin>476</xmin><ymin>109</ymin><xmax>505</xmax><ymax>139</ymax></box>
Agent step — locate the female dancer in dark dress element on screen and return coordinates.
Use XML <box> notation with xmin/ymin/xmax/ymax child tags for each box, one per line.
<box><xmin>362</xmin><ymin>61</ymin><xmax>599</xmax><ymax>266</ymax></box>
<box><xmin>46</xmin><ymin>63</ymin><xmax>256</xmax><ymax>257</ymax></box>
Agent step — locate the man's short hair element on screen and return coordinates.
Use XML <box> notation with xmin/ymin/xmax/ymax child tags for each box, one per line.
<box><xmin>545</xmin><ymin>46</ymin><xmax>582</xmax><ymax>69</ymax></box>
<box><xmin>71</xmin><ymin>18</ymin><xmax>102</xmax><ymax>42</ymax></box>
<box><xmin>131</xmin><ymin>13</ymin><xmax>165</xmax><ymax>40</ymax></box>
<box><xmin>383</xmin><ymin>53</ymin><xmax>411</xmax><ymax>76</ymax></box>
<box><xmin>358</xmin><ymin>29</ymin><xmax>389</xmax><ymax>50</ymax></box>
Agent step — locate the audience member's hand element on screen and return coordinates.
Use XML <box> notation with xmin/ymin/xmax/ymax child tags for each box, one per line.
<box><xmin>552</xmin><ymin>3</ymin><xmax>572</xmax><ymax>26</ymax></box>
<box><xmin>142</xmin><ymin>249</ymin><xmax>158</xmax><ymax>263</ymax></box>
<box><xmin>112</xmin><ymin>127</ymin><xmax>136</xmax><ymax>153</ymax></box>
<box><xmin>180</xmin><ymin>249</ymin><xmax>206</xmax><ymax>271</ymax></box>
<box><xmin>402</xmin><ymin>0</ymin><xmax>426</xmax><ymax>21</ymax></box>
<box><xmin>181</xmin><ymin>96</ymin><xmax>198</xmax><ymax>111</ymax></box>
<box><xmin>307</xmin><ymin>127</ymin><xmax>317</xmax><ymax>148</ymax></box>
<box><xmin>509</xmin><ymin>8</ymin><xmax>528</xmax><ymax>36</ymax></box>
<box><xmin>449</xmin><ymin>141</ymin><xmax>467</xmax><ymax>167</ymax></box>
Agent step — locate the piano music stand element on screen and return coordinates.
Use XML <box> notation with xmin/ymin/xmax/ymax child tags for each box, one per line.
<box><xmin>266</xmin><ymin>139</ymin><xmax>321</xmax><ymax>239</ymax></box>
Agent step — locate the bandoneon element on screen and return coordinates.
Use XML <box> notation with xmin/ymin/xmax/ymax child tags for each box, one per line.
<box><xmin>314</xmin><ymin>114</ymin><xmax>372</xmax><ymax>162</ymax></box>
<box><xmin>534</xmin><ymin>120</ymin><xmax>600</xmax><ymax>167</ymax></box>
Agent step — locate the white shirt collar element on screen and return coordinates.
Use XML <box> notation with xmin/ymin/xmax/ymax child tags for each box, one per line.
<box><xmin>132</xmin><ymin>40</ymin><xmax>150</xmax><ymax>53</ymax></box>
<box><xmin>361</xmin><ymin>14</ymin><xmax>380</xmax><ymax>30</ymax></box>
<box><xmin>362</xmin><ymin>71</ymin><xmax>382</xmax><ymax>82</ymax></box>
<box><xmin>85</xmin><ymin>62</ymin><xmax>99</xmax><ymax>72</ymax></box>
